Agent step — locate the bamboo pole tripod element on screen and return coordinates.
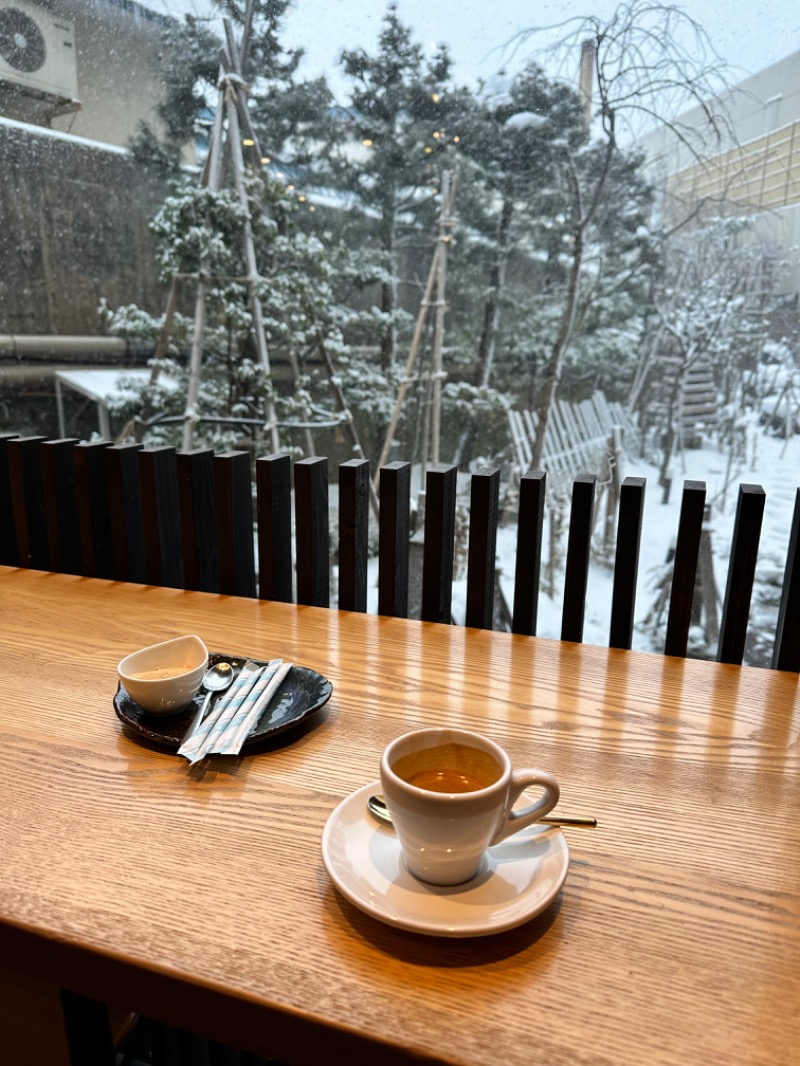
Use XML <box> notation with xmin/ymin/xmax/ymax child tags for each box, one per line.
<box><xmin>373</xmin><ymin>170</ymin><xmax>457</xmax><ymax>491</ymax></box>
<box><xmin>135</xmin><ymin>4</ymin><xmax>279</xmax><ymax>453</ymax></box>
<box><xmin>181</xmin><ymin>12</ymin><xmax>279</xmax><ymax>453</ymax></box>
<box><xmin>140</xmin><ymin>4</ymin><xmax>378</xmax><ymax>518</ymax></box>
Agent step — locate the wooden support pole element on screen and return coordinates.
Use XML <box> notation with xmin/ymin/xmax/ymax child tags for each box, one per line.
<box><xmin>609</xmin><ymin>476</ymin><xmax>646</xmax><ymax>650</ymax></box>
<box><xmin>465</xmin><ymin>467</ymin><xmax>500</xmax><ymax>630</ymax></box>
<box><xmin>378</xmin><ymin>461</ymin><xmax>411</xmax><ymax>618</ymax></box>
<box><xmin>338</xmin><ymin>459</ymin><xmax>371</xmax><ymax>613</ymax></box>
<box><xmin>717</xmin><ymin>484</ymin><xmax>765</xmax><ymax>665</ymax></box>
<box><xmin>421</xmin><ymin>464</ymin><xmax>458</xmax><ymax>624</ymax></box>
<box><xmin>773</xmin><ymin>487</ymin><xmax>800</xmax><ymax>672</ymax></box>
<box><xmin>562</xmin><ymin>474</ymin><xmax>596</xmax><ymax>643</ymax></box>
<box><xmin>430</xmin><ymin>171</ymin><xmax>456</xmax><ymax>466</ymax></box>
<box><xmin>664</xmin><ymin>481</ymin><xmax>706</xmax><ymax>658</ymax></box>
<box><xmin>374</xmin><ymin>240</ymin><xmax>443</xmax><ymax>479</ymax></box>
<box><xmin>256</xmin><ymin>453</ymin><xmax>293</xmax><ymax>603</ymax></box>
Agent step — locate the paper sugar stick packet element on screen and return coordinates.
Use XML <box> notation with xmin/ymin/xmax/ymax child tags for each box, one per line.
<box><xmin>215</xmin><ymin>661</ymin><xmax>293</xmax><ymax>756</ymax></box>
<box><xmin>178</xmin><ymin>661</ymin><xmax>262</xmax><ymax>761</ymax></box>
<box><xmin>189</xmin><ymin>659</ymin><xmax>285</xmax><ymax>763</ymax></box>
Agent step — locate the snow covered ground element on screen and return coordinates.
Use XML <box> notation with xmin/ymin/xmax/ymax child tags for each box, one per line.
<box><xmin>492</xmin><ymin>418</ymin><xmax>798</xmax><ymax>663</ymax></box>
<box><xmin>356</xmin><ymin>415</ymin><xmax>798</xmax><ymax>666</ymax></box>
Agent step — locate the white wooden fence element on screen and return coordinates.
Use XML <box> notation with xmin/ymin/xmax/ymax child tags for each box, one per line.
<box><xmin>507</xmin><ymin>391</ymin><xmax>638</xmax><ymax>479</ymax></box>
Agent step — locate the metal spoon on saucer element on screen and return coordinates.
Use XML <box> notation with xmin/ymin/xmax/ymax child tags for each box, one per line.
<box><xmin>183</xmin><ymin>661</ymin><xmax>234</xmax><ymax>741</ymax></box>
<box><xmin>367</xmin><ymin>793</ymin><xmax>597</xmax><ymax>829</ymax></box>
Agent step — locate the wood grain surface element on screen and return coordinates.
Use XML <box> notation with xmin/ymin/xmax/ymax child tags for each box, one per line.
<box><xmin>1</xmin><ymin>567</ymin><xmax>799</xmax><ymax>1066</ymax></box>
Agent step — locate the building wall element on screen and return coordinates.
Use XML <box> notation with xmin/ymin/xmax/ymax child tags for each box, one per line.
<box><xmin>639</xmin><ymin>50</ymin><xmax>800</xmax><ymax>176</ymax></box>
<box><xmin>665</xmin><ymin>120</ymin><xmax>800</xmax><ymax>215</ymax></box>
<box><xmin>0</xmin><ymin>0</ymin><xmax>180</xmax><ymax>151</ymax></box>
<box><xmin>50</xmin><ymin>0</ymin><xmax>172</xmax><ymax>149</ymax></box>
<box><xmin>638</xmin><ymin>50</ymin><xmax>800</xmax><ymax>293</ymax></box>
<box><xmin>0</xmin><ymin>0</ymin><xmax>194</xmax><ymax>337</ymax></box>
<box><xmin>0</xmin><ymin>118</ymin><xmax>168</xmax><ymax>334</ymax></box>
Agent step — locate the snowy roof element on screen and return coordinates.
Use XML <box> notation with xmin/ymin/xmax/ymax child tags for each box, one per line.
<box><xmin>54</xmin><ymin>367</ymin><xmax>178</xmax><ymax>439</ymax></box>
<box><xmin>92</xmin><ymin>0</ymin><xmax>172</xmax><ymax>27</ymax></box>
<box><xmin>0</xmin><ymin>114</ymin><xmax>129</xmax><ymax>155</ymax></box>
<box><xmin>54</xmin><ymin>367</ymin><xmax>172</xmax><ymax>402</ymax></box>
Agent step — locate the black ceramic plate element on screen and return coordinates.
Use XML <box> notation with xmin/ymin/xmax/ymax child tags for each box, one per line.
<box><xmin>114</xmin><ymin>652</ymin><xmax>332</xmax><ymax>752</ymax></box>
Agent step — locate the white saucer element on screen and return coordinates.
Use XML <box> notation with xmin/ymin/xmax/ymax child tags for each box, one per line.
<box><xmin>321</xmin><ymin>781</ymin><xmax>570</xmax><ymax>937</ymax></box>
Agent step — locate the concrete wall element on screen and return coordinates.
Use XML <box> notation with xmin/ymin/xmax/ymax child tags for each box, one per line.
<box><xmin>50</xmin><ymin>0</ymin><xmax>177</xmax><ymax>150</ymax></box>
<box><xmin>638</xmin><ymin>50</ymin><xmax>800</xmax><ymax>176</ymax></box>
<box><xmin>637</xmin><ymin>50</ymin><xmax>800</xmax><ymax>295</ymax></box>
<box><xmin>0</xmin><ymin>0</ymin><xmax>179</xmax><ymax>153</ymax></box>
<box><xmin>0</xmin><ymin>117</ymin><xmax>168</xmax><ymax>334</ymax></box>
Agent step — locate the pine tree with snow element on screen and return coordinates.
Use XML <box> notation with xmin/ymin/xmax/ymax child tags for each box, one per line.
<box><xmin>334</xmin><ymin>5</ymin><xmax>465</xmax><ymax>370</ymax></box>
<box><xmin>104</xmin><ymin>168</ymin><xmax>391</xmax><ymax>452</ymax></box>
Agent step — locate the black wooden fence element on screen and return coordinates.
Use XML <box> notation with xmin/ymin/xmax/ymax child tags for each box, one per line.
<box><xmin>1</xmin><ymin>434</ymin><xmax>798</xmax><ymax>671</ymax></box>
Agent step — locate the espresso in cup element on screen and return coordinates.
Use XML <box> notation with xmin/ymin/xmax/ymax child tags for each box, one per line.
<box><xmin>392</xmin><ymin>741</ymin><xmax>502</xmax><ymax>794</ymax></box>
<box><xmin>380</xmin><ymin>727</ymin><xmax>560</xmax><ymax>886</ymax></box>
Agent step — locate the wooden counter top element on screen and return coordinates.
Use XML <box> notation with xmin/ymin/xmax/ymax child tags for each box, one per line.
<box><xmin>1</xmin><ymin>567</ymin><xmax>799</xmax><ymax>1066</ymax></box>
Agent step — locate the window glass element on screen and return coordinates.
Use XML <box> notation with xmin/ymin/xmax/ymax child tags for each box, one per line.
<box><xmin>1</xmin><ymin>0</ymin><xmax>797</xmax><ymax>663</ymax></box>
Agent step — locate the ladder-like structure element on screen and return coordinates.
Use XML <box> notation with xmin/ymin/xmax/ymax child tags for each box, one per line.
<box><xmin>374</xmin><ymin>170</ymin><xmax>457</xmax><ymax>487</ymax></box>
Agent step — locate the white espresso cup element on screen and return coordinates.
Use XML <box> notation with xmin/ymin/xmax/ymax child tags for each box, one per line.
<box><xmin>379</xmin><ymin>727</ymin><xmax>560</xmax><ymax>886</ymax></box>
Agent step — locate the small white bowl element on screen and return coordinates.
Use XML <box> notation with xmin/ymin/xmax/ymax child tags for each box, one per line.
<box><xmin>118</xmin><ymin>635</ymin><xmax>209</xmax><ymax>716</ymax></box>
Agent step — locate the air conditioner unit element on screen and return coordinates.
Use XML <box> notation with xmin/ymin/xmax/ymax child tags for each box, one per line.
<box><xmin>0</xmin><ymin>1</ymin><xmax>78</xmax><ymax>103</ymax></box>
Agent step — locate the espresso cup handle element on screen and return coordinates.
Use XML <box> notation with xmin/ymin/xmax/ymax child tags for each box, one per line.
<box><xmin>490</xmin><ymin>769</ymin><xmax>560</xmax><ymax>845</ymax></box>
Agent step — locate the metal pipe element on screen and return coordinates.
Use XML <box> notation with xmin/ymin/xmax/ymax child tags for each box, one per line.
<box><xmin>0</xmin><ymin>335</ymin><xmax>130</xmax><ymax>360</ymax></box>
